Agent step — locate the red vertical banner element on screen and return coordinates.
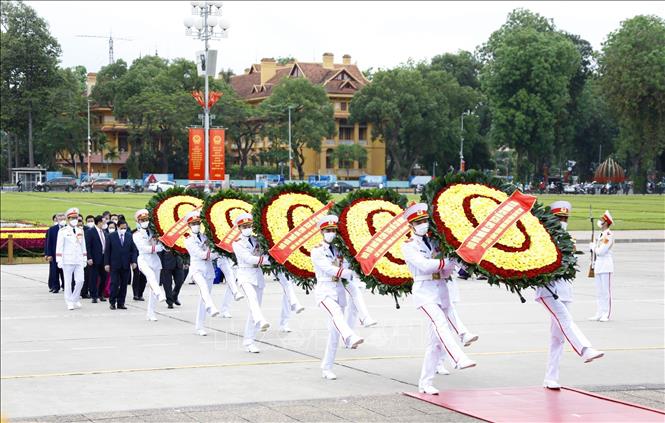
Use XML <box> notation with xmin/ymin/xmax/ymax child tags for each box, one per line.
<box><xmin>188</xmin><ymin>128</ymin><xmax>205</xmax><ymax>180</ymax></box>
<box><xmin>209</xmin><ymin>128</ymin><xmax>225</xmax><ymax>181</ymax></box>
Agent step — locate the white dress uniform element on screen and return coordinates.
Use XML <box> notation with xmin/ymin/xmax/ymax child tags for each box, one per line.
<box><xmin>232</xmin><ymin>213</ymin><xmax>271</xmax><ymax>350</ymax></box>
<box><xmin>344</xmin><ymin>275</ymin><xmax>377</xmax><ymax>330</ymax></box>
<box><xmin>311</xmin><ymin>215</ymin><xmax>364</xmax><ymax>378</ymax></box>
<box><xmin>184</xmin><ymin>213</ymin><xmax>220</xmax><ymax>333</ymax></box>
<box><xmin>218</xmin><ymin>255</ymin><xmax>243</xmax><ymax>317</ymax></box>
<box><xmin>55</xmin><ymin>208</ymin><xmax>87</xmax><ymax>310</ymax></box>
<box><xmin>400</xmin><ymin>203</ymin><xmax>475</xmax><ymax>394</ymax></box>
<box><xmin>535</xmin><ymin>201</ymin><xmax>603</xmax><ymax>389</ymax></box>
<box><xmin>133</xmin><ymin>209</ymin><xmax>166</xmax><ymax>320</ymax></box>
<box><xmin>276</xmin><ymin>271</ymin><xmax>304</xmax><ymax>331</ymax></box>
<box><xmin>590</xmin><ymin>211</ymin><xmax>615</xmax><ymax>321</ymax></box>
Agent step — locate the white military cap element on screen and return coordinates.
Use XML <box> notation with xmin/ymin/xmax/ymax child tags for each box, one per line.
<box><xmin>318</xmin><ymin>214</ymin><xmax>339</xmax><ymax>230</ymax></box>
<box><xmin>65</xmin><ymin>207</ymin><xmax>80</xmax><ymax>218</ymax></box>
<box><xmin>135</xmin><ymin>209</ymin><xmax>150</xmax><ymax>221</ymax></box>
<box><xmin>601</xmin><ymin>210</ymin><xmax>613</xmax><ymax>225</ymax></box>
<box><xmin>550</xmin><ymin>201</ymin><xmax>572</xmax><ymax>216</ymax></box>
<box><xmin>185</xmin><ymin>209</ymin><xmax>201</xmax><ymax>224</ymax></box>
<box><xmin>234</xmin><ymin>212</ymin><xmax>253</xmax><ymax>226</ymax></box>
<box><xmin>404</xmin><ymin>203</ymin><xmax>429</xmax><ymax>223</ymax></box>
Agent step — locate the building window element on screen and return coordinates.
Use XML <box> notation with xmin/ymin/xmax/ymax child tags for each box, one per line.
<box><xmin>358</xmin><ymin>124</ymin><xmax>367</xmax><ymax>141</ymax></box>
<box><xmin>340</xmin><ymin>101</ymin><xmax>347</xmax><ymax>111</ymax></box>
<box><xmin>118</xmin><ymin>133</ymin><xmax>129</xmax><ymax>152</ymax></box>
<box><xmin>338</xmin><ymin>119</ymin><xmax>353</xmax><ymax>141</ymax></box>
<box><xmin>325</xmin><ymin>148</ymin><xmax>335</xmax><ymax>169</ymax></box>
<box><xmin>334</xmin><ymin>71</ymin><xmax>350</xmax><ymax>81</ymax></box>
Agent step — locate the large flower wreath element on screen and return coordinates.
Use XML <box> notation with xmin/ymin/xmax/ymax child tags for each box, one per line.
<box><xmin>201</xmin><ymin>189</ymin><xmax>255</xmax><ymax>261</ymax></box>
<box><xmin>146</xmin><ymin>187</ymin><xmax>206</xmax><ymax>255</ymax></box>
<box><xmin>333</xmin><ymin>188</ymin><xmax>412</xmax><ymax>304</ymax></box>
<box><xmin>422</xmin><ymin>170</ymin><xmax>577</xmax><ymax>295</ymax></box>
<box><xmin>253</xmin><ymin>182</ymin><xmax>331</xmax><ymax>292</ymax></box>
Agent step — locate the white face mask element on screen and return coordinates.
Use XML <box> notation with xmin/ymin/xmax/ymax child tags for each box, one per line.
<box><xmin>58</xmin><ymin>220</ymin><xmax>66</xmax><ymax>227</ymax></box>
<box><xmin>118</xmin><ymin>229</ymin><xmax>127</xmax><ymax>236</ymax></box>
<box><xmin>86</xmin><ymin>222</ymin><xmax>95</xmax><ymax>228</ymax></box>
<box><xmin>102</xmin><ymin>223</ymin><xmax>108</xmax><ymax>230</ymax></box>
<box><xmin>139</xmin><ymin>221</ymin><xmax>150</xmax><ymax>229</ymax></box>
<box><xmin>69</xmin><ymin>219</ymin><xmax>78</xmax><ymax>227</ymax></box>
<box><xmin>241</xmin><ymin>228</ymin><xmax>253</xmax><ymax>237</ymax></box>
<box><xmin>108</xmin><ymin>228</ymin><xmax>116</xmax><ymax>233</ymax></box>
<box><xmin>190</xmin><ymin>225</ymin><xmax>200</xmax><ymax>234</ymax></box>
<box><xmin>597</xmin><ymin>220</ymin><xmax>604</xmax><ymax>229</ymax></box>
<box><xmin>413</xmin><ymin>222</ymin><xmax>429</xmax><ymax>236</ymax></box>
<box><xmin>560</xmin><ymin>221</ymin><xmax>568</xmax><ymax>231</ymax></box>
<box><xmin>323</xmin><ymin>232</ymin><xmax>336</xmax><ymax>244</ymax></box>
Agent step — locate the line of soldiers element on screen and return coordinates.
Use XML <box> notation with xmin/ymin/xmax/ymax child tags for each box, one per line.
<box><xmin>50</xmin><ymin>199</ymin><xmax>615</xmax><ymax>393</ymax></box>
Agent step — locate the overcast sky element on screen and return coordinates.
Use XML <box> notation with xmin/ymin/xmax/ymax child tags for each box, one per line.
<box><xmin>27</xmin><ymin>1</ymin><xmax>663</xmax><ymax>75</ymax></box>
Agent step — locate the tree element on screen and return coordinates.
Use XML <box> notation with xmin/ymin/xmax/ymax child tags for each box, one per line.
<box><xmin>260</xmin><ymin>78</ymin><xmax>335</xmax><ymax>180</ymax></box>
<box><xmin>479</xmin><ymin>9</ymin><xmax>580</xmax><ymax>183</ymax></box>
<box><xmin>430</xmin><ymin>50</ymin><xmax>482</xmax><ymax>89</ymax></box>
<box><xmin>104</xmin><ymin>146</ymin><xmax>119</xmax><ymax>174</ymax></box>
<box><xmin>599</xmin><ymin>15</ymin><xmax>665</xmax><ymax>193</ymax></box>
<box><xmin>334</xmin><ymin>144</ymin><xmax>368</xmax><ymax>179</ymax></box>
<box><xmin>1</xmin><ymin>1</ymin><xmax>61</xmax><ymax>167</ymax></box>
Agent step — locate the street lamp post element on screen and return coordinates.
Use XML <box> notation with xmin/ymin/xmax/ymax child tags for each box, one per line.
<box><xmin>87</xmin><ymin>99</ymin><xmax>92</xmax><ymax>177</ymax></box>
<box><xmin>184</xmin><ymin>2</ymin><xmax>229</xmax><ymax>193</ymax></box>
<box><xmin>288</xmin><ymin>105</ymin><xmax>293</xmax><ymax>181</ymax></box>
<box><xmin>460</xmin><ymin>110</ymin><xmax>472</xmax><ymax>172</ymax></box>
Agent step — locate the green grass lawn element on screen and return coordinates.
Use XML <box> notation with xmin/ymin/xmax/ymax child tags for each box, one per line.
<box><xmin>2</xmin><ymin>191</ymin><xmax>663</xmax><ymax>230</ymax></box>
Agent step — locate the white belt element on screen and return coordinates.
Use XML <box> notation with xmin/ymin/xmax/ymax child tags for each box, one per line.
<box><xmin>318</xmin><ymin>277</ymin><xmax>341</xmax><ymax>283</ymax></box>
<box><xmin>237</xmin><ymin>265</ymin><xmax>259</xmax><ymax>269</ymax></box>
<box><xmin>413</xmin><ymin>274</ymin><xmax>442</xmax><ymax>282</ymax></box>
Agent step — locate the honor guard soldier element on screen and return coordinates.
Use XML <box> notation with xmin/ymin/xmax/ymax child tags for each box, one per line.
<box><xmin>311</xmin><ymin>215</ymin><xmax>364</xmax><ymax>380</ymax></box>
<box><xmin>275</xmin><ymin>271</ymin><xmax>305</xmax><ymax>333</ymax></box>
<box><xmin>536</xmin><ymin>201</ymin><xmax>604</xmax><ymax>390</ymax></box>
<box><xmin>184</xmin><ymin>210</ymin><xmax>221</xmax><ymax>335</ymax></box>
<box><xmin>400</xmin><ymin>203</ymin><xmax>476</xmax><ymax>395</ymax></box>
<box><xmin>55</xmin><ymin>208</ymin><xmax>88</xmax><ymax>310</ymax></box>
<box><xmin>217</xmin><ymin>254</ymin><xmax>244</xmax><ymax>319</ymax></box>
<box><xmin>589</xmin><ymin>210</ymin><xmax>615</xmax><ymax>322</ymax></box>
<box><xmin>232</xmin><ymin>213</ymin><xmax>271</xmax><ymax>353</ymax></box>
<box><xmin>134</xmin><ymin>209</ymin><xmax>166</xmax><ymax>321</ymax></box>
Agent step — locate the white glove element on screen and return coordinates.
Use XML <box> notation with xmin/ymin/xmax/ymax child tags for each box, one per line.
<box><xmin>261</xmin><ymin>255</ymin><xmax>271</xmax><ymax>266</ymax></box>
<box><xmin>57</xmin><ymin>262</ymin><xmax>62</xmax><ymax>269</ymax></box>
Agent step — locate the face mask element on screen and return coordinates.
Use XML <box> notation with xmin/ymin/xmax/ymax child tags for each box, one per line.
<box><xmin>323</xmin><ymin>232</ymin><xmax>336</xmax><ymax>243</ymax></box>
<box><xmin>58</xmin><ymin>220</ymin><xmax>66</xmax><ymax>227</ymax></box>
<box><xmin>108</xmin><ymin>228</ymin><xmax>116</xmax><ymax>233</ymax></box>
<box><xmin>118</xmin><ymin>229</ymin><xmax>127</xmax><ymax>236</ymax></box>
<box><xmin>86</xmin><ymin>222</ymin><xmax>95</xmax><ymax>229</ymax></box>
<box><xmin>241</xmin><ymin>228</ymin><xmax>253</xmax><ymax>237</ymax></box>
<box><xmin>69</xmin><ymin>219</ymin><xmax>78</xmax><ymax>227</ymax></box>
<box><xmin>597</xmin><ymin>220</ymin><xmax>604</xmax><ymax>229</ymax></box>
<box><xmin>560</xmin><ymin>221</ymin><xmax>568</xmax><ymax>231</ymax></box>
<box><xmin>190</xmin><ymin>225</ymin><xmax>200</xmax><ymax>234</ymax></box>
<box><xmin>139</xmin><ymin>221</ymin><xmax>149</xmax><ymax>229</ymax></box>
<box><xmin>413</xmin><ymin>222</ymin><xmax>429</xmax><ymax>236</ymax></box>
<box><xmin>102</xmin><ymin>223</ymin><xmax>108</xmax><ymax>230</ymax></box>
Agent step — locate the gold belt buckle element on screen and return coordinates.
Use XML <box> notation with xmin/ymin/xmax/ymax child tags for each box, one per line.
<box><xmin>332</xmin><ymin>277</ymin><xmax>340</xmax><ymax>282</ymax></box>
<box><xmin>431</xmin><ymin>273</ymin><xmax>441</xmax><ymax>280</ymax></box>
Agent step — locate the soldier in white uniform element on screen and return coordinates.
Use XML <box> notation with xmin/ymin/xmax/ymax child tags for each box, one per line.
<box><xmin>536</xmin><ymin>201</ymin><xmax>605</xmax><ymax>390</ymax></box>
<box><xmin>55</xmin><ymin>207</ymin><xmax>88</xmax><ymax>310</ymax></box>
<box><xmin>344</xmin><ymin>274</ymin><xmax>378</xmax><ymax>333</ymax></box>
<box><xmin>232</xmin><ymin>213</ymin><xmax>271</xmax><ymax>353</ymax></box>
<box><xmin>589</xmin><ymin>210</ymin><xmax>615</xmax><ymax>322</ymax></box>
<box><xmin>217</xmin><ymin>255</ymin><xmax>244</xmax><ymax>318</ymax></box>
<box><xmin>184</xmin><ymin>210</ymin><xmax>221</xmax><ymax>336</ymax></box>
<box><xmin>275</xmin><ymin>271</ymin><xmax>305</xmax><ymax>333</ymax></box>
<box><xmin>134</xmin><ymin>209</ymin><xmax>166</xmax><ymax>321</ymax></box>
<box><xmin>400</xmin><ymin>203</ymin><xmax>476</xmax><ymax>395</ymax></box>
<box><xmin>311</xmin><ymin>215</ymin><xmax>364</xmax><ymax>380</ymax></box>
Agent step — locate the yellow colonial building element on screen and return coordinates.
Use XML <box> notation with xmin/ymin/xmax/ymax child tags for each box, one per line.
<box><xmin>229</xmin><ymin>53</ymin><xmax>385</xmax><ymax>179</ymax></box>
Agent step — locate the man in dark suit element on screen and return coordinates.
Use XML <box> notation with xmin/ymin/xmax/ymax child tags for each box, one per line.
<box><xmin>81</xmin><ymin>214</ymin><xmax>96</xmax><ymax>299</ymax></box>
<box><xmin>45</xmin><ymin>213</ymin><xmax>65</xmax><ymax>293</ymax></box>
<box><xmin>104</xmin><ymin>219</ymin><xmax>138</xmax><ymax>310</ymax></box>
<box><xmin>159</xmin><ymin>247</ymin><xmax>185</xmax><ymax>308</ymax></box>
<box><xmin>86</xmin><ymin>215</ymin><xmax>108</xmax><ymax>303</ymax></box>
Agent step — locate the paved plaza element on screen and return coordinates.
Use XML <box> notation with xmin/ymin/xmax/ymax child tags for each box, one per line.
<box><xmin>1</xmin><ymin>242</ymin><xmax>663</xmax><ymax>421</ymax></box>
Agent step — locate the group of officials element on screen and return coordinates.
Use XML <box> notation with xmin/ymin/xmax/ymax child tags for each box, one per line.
<box><xmin>43</xmin><ymin>199</ymin><xmax>616</xmax><ymax>393</ymax></box>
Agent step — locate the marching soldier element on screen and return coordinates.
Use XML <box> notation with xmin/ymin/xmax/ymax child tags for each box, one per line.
<box><xmin>134</xmin><ymin>209</ymin><xmax>166</xmax><ymax>321</ymax></box>
<box><xmin>184</xmin><ymin>210</ymin><xmax>221</xmax><ymax>335</ymax></box>
<box><xmin>232</xmin><ymin>213</ymin><xmax>271</xmax><ymax>353</ymax></box>
<box><xmin>400</xmin><ymin>203</ymin><xmax>476</xmax><ymax>395</ymax></box>
<box><xmin>311</xmin><ymin>215</ymin><xmax>364</xmax><ymax>380</ymax></box>
<box><xmin>55</xmin><ymin>207</ymin><xmax>88</xmax><ymax>310</ymax></box>
<box><xmin>537</xmin><ymin>201</ymin><xmax>604</xmax><ymax>389</ymax></box>
<box><xmin>589</xmin><ymin>210</ymin><xmax>615</xmax><ymax>322</ymax></box>
<box><xmin>275</xmin><ymin>271</ymin><xmax>305</xmax><ymax>333</ymax></box>
<box><xmin>217</xmin><ymin>254</ymin><xmax>244</xmax><ymax>318</ymax></box>
<box><xmin>344</xmin><ymin>275</ymin><xmax>378</xmax><ymax>332</ymax></box>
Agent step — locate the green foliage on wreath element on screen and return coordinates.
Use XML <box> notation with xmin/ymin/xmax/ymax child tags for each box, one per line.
<box><xmin>422</xmin><ymin>170</ymin><xmax>577</xmax><ymax>297</ymax></box>
<box><xmin>252</xmin><ymin>182</ymin><xmax>331</xmax><ymax>293</ymax></box>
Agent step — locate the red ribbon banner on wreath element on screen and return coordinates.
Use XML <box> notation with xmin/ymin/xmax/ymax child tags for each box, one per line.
<box><xmin>355</xmin><ymin>210</ymin><xmax>410</xmax><ymax>276</ymax></box>
<box><xmin>268</xmin><ymin>202</ymin><xmax>334</xmax><ymax>264</ymax></box>
<box><xmin>159</xmin><ymin>206</ymin><xmax>202</xmax><ymax>248</ymax></box>
<box><xmin>456</xmin><ymin>190</ymin><xmax>537</xmax><ymax>264</ymax></box>
<box><xmin>216</xmin><ymin>226</ymin><xmax>240</xmax><ymax>253</ymax></box>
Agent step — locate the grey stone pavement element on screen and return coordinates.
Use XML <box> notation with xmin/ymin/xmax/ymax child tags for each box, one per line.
<box><xmin>2</xmin><ymin>241</ymin><xmax>663</xmax><ymax>422</ymax></box>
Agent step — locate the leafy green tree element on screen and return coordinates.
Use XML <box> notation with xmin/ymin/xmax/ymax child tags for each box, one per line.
<box><xmin>599</xmin><ymin>15</ymin><xmax>665</xmax><ymax>193</ymax></box>
<box><xmin>479</xmin><ymin>9</ymin><xmax>580</xmax><ymax>183</ymax></box>
<box><xmin>260</xmin><ymin>78</ymin><xmax>335</xmax><ymax>180</ymax></box>
<box><xmin>334</xmin><ymin>144</ymin><xmax>368</xmax><ymax>178</ymax></box>
<box><xmin>430</xmin><ymin>51</ymin><xmax>482</xmax><ymax>89</ymax></box>
<box><xmin>1</xmin><ymin>0</ymin><xmax>61</xmax><ymax>167</ymax></box>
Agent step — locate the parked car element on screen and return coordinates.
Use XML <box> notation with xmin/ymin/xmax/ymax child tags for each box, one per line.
<box><xmin>122</xmin><ymin>180</ymin><xmax>144</xmax><ymax>193</ymax></box>
<box><xmin>42</xmin><ymin>176</ymin><xmax>78</xmax><ymax>192</ymax></box>
<box><xmin>185</xmin><ymin>182</ymin><xmax>222</xmax><ymax>192</ymax></box>
<box><xmin>81</xmin><ymin>177</ymin><xmax>117</xmax><ymax>192</ymax></box>
<box><xmin>323</xmin><ymin>182</ymin><xmax>355</xmax><ymax>193</ymax></box>
<box><xmin>148</xmin><ymin>180</ymin><xmax>177</xmax><ymax>193</ymax></box>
